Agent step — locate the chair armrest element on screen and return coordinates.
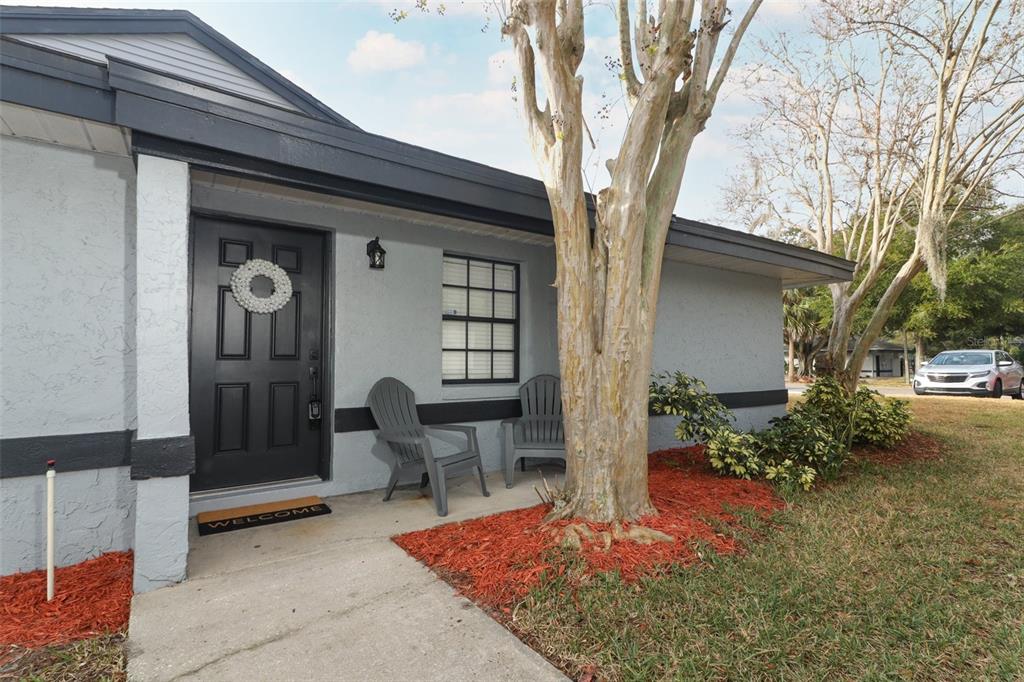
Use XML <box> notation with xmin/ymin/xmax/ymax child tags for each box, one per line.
<box><xmin>425</xmin><ymin>424</ymin><xmax>476</xmax><ymax>436</ymax></box>
<box><xmin>377</xmin><ymin>430</ymin><xmax>427</xmax><ymax>446</ymax></box>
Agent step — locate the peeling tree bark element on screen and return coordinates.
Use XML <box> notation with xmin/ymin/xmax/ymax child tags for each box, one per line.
<box><xmin>501</xmin><ymin>0</ymin><xmax>762</xmax><ymax>522</ymax></box>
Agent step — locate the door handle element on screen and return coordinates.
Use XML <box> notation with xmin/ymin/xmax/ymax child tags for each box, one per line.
<box><xmin>308</xmin><ymin>367</ymin><xmax>322</xmax><ymax>422</ymax></box>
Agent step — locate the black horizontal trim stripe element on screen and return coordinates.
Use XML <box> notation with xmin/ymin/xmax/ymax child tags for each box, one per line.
<box><xmin>715</xmin><ymin>389</ymin><xmax>790</xmax><ymax>410</ymax></box>
<box><xmin>0</xmin><ymin>430</ymin><xmax>131</xmax><ymax>478</ymax></box>
<box><xmin>0</xmin><ymin>430</ymin><xmax>195</xmax><ymax>479</ymax></box>
<box><xmin>335</xmin><ymin>389</ymin><xmax>787</xmax><ymax>433</ymax></box>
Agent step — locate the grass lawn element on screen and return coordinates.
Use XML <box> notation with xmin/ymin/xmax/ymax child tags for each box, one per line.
<box><xmin>513</xmin><ymin>397</ymin><xmax>1024</xmax><ymax>681</ymax></box>
<box><xmin>1</xmin><ymin>633</ymin><xmax>126</xmax><ymax>681</ymax></box>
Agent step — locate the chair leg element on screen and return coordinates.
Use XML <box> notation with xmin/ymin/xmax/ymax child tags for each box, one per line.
<box><xmin>433</xmin><ymin>469</ymin><xmax>449</xmax><ymax>517</ymax></box>
<box><xmin>502</xmin><ymin>425</ymin><xmax>516</xmax><ymax>489</ymax></box>
<box><xmin>475</xmin><ymin>465</ymin><xmax>490</xmax><ymax>497</ymax></box>
<box><xmin>420</xmin><ymin>472</ymin><xmax>430</xmax><ymax>488</ymax></box>
<box><xmin>382</xmin><ymin>464</ymin><xmax>400</xmax><ymax>502</ymax></box>
<box><xmin>504</xmin><ymin>452</ymin><xmax>517</xmax><ymax>489</ymax></box>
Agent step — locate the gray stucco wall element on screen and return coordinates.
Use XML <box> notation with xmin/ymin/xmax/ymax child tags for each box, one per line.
<box><xmin>1</xmin><ymin>136</ymin><xmax>137</xmax><ymax>438</ymax></box>
<box><xmin>649</xmin><ymin>261</ymin><xmax>786</xmax><ymax>449</ymax></box>
<box><xmin>0</xmin><ymin>136</ymin><xmax>137</xmax><ymax>574</ymax></box>
<box><xmin>0</xmin><ymin>467</ymin><xmax>135</xmax><ymax>575</ymax></box>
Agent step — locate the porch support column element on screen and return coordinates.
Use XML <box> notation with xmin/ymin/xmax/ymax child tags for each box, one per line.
<box><xmin>132</xmin><ymin>154</ymin><xmax>193</xmax><ymax>593</ymax></box>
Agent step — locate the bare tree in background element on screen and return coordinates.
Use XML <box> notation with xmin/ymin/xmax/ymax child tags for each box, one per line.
<box><xmin>731</xmin><ymin>0</ymin><xmax>1024</xmax><ymax>391</ymax></box>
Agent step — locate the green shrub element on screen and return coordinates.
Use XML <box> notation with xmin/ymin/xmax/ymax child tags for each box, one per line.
<box><xmin>759</xmin><ymin>411</ymin><xmax>847</xmax><ymax>480</ymax></box>
<box><xmin>853</xmin><ymin>388</ymin><xmax>912</xmax><ymax>447</ymax></box>
<box><xmin>794</xmin><ymin>375</ymin><xmax>856</xmax><ymax>448</ymax></box>
<box><xmin>658</xmin><ymin>371</ymin><xmax>910</xmax><ymax>492</ymax></box>
<box><xmin>705</xmin><ymin>428</ymin><xmax>761</xmax><ymax>478</ymax></box>
<box><xmin>649</xmin><ymin>372</ymin><xmax>733</xmax><ymax>444</ymax></box>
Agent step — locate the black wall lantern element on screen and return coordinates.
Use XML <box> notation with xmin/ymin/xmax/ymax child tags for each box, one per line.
<box><xmin>366</xmin><ymin>237</ymin><xmax>386</xmax><ymax>270</ymax></box>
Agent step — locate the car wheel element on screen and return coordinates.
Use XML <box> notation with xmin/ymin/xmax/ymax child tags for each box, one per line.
<box><xmin>913</xmin><ymin>385</ymin><xmax>925</xmax><ymax>396</ymax></box>
<box><xmin>1013</xmin><ymin>379</ymin><xmax>1024</xmax><ymax>400</ymax></box>
<box><xmin>991</xmin><ymin>379</ymin><xmax>1003</xmax><ymax>399</ymax></box>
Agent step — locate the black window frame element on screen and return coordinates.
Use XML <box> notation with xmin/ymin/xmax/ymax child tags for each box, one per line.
<box><xmin>441</xmin><ymin>254</ymin><xmax>520</xmax><ymax>385</ymax></box>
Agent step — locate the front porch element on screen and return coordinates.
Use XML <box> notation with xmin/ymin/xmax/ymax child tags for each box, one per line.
<box><xmin>128</xmin><ymin>468</ymin><xmax>565</xmax><ymax>681</ymax></box>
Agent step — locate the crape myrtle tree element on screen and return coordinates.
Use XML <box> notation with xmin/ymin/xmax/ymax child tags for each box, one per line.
<box><xmin>730</xmin><ymin>0</ymin><xmax>1024</xmax><ymax>392</ymax></box>
<box><xmin>400</xmin><ymin>0</ymin><xmax>763</xmax><ymax>522</ymax></box>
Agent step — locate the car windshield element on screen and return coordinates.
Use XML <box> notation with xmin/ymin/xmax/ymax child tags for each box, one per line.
<box><xmin>929</xmin><ymin>352</ymin><xmax>993</xmax><ymax>366</ymax></box>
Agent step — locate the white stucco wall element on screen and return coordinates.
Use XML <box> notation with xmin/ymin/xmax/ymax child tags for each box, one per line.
<box><xmin>0</xmin><ymin>136</ymin><xmax>136</xmax><ymax>438</ymax></box>
<box><xmin>649</xmin><ymin>261</ymin><xmax>786</xmax><ymax>448</ymax></box>
<box><xmin>0</xmin><ymin>135</ymin><xmax>138</xmax><ymax>574</ymax></box>
<box><xmin>135</xmin><ymin>155</ymin><xmax>191</xmax><ymax>440</ymax></box>
<box><xmin>132</xmin><ymin>154</ymin><xmax>192</xmax><ymax>592</ymax></box>
<box><xmin>0</xmin><ymin>467</ymin><xmax>135</xmax><ymax>575</ymax></box>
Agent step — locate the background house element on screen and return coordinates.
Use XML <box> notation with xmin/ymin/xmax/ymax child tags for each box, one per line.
<box><xmin>0</xmin><ymin>7</ymin><xmax>854</xmax><ymax>592</ymax></box>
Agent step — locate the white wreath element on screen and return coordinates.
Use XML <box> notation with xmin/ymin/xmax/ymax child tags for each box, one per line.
<box><xmin>230</xmin><ymin>258</ymin><xmax>293</xmax><ymax>314</ymax></box>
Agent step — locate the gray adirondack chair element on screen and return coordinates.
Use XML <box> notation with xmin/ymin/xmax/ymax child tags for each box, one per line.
<box><xmin>501</xmin><ymin>374</ymin><xmax>565</xmax><ymax>488</ymax></box>
<box><xmin>367</xmin><ymin>377</ymin><xmax>489</xmax><ymax>517</ymax></box>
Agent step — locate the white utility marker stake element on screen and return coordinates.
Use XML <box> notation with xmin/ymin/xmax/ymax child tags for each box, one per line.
<box><xmin>46</xmin><ymin>459</ymin><xmax>56</xmax><ymax>601</ymax></box>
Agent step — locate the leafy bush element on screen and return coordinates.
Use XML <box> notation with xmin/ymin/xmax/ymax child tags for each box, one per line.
<box><xmin>657</xmin><ymin>371</ymin><xmax>910</xmax><ymax>492</ymax></box>
<box><xmin>758</xmin><ymin>411</ymin><xmax>847</xmax><ymax>480</ymax></box>
<box><xmin>705</xmin><ymin>427</ymin><xmax>761</xmax><ymax>478</ymax></box>
<box><xmin>794</xmin><ymin>375</ymin><xmax>911</xmax><ymax>448</ymax></box>
<box><xmin>794</xmin><ymin>375</ymin><xmax>856</xmax><ymax>448</ymax></box>
<box><xmin>649</xmin><ymin>372</ymin><xmax>733</xmax><ymax>444</ymax></box>
<box><xmin>853</xmin><ymin>388</ymin><xmax>912</xmax><ymax>447</ymax></box>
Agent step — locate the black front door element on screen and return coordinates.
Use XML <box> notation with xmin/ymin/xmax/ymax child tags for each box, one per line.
<box><xmin>189</xmin><ymin>216</ymin><xmax>327</xmax><ymax>491</ymax></box>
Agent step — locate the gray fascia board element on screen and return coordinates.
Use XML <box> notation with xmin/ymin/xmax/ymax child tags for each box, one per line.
<box><xmin>668</xmin><ymin>222</ymin><xmax>854</xmax><ymax>282</ymax></box>
<box><xmin>115</xmin><ymin>92</ymin><xmax>557</xmax><ymax>226</ymax></box>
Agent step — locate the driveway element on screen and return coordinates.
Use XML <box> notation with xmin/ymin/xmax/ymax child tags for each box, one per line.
<box><xmin>127</xmin><ymin>470</ymin><xmax>566</xmax><ymax>681</ymax></box>
<box><xmin>786</xmin><ymin>382</ymin><xmax>1019</xmax><ymax>399</ymax></box>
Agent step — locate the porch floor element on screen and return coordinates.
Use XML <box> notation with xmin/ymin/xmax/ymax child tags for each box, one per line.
<box><xmin>126</xmin><ymin>468</ymin><xmax>567</xmax><ymax>681</ymax></box>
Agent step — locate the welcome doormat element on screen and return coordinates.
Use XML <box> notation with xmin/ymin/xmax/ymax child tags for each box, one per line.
<box><xmin>196</xmin><ymin>496</ymin><xmax>331</xmax><ymax>536</ymax></box>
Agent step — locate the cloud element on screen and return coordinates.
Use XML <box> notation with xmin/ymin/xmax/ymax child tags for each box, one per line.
<box><xmin>487</xmin><ymin>49</ymin><xmax>515</xmax><ymax>86</ymax></box>
<box><xmin>346</xmin><ymin>30</ymin><xmax>426</xmax><ymax>73</ymax></box>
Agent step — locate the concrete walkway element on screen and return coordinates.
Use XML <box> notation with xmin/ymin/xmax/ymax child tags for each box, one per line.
<box><xmin>127</xmin><ymin>469</ymin><xmax>567</xmax><ymax>681</ymax></box>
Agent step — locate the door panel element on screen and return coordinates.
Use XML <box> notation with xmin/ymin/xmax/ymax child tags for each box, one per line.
<box><xmin>190</xmin><ymin>216</ymin><xmax>327</xmax><ymax>491</ymax></box>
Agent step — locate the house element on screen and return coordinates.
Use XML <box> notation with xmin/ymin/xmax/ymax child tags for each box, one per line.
<box><xmin>0</xmin><ymin>6</ymin><xmax>855</xmax><ymax>592</ymax></box>
<box><xmin>856</xmin><ymin>339</ymin><xmax>915</xmax><ymax>378</ymax></box>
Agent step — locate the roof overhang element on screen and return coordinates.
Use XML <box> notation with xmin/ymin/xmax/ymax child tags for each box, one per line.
<box><xmin>0</xmin><ymin>11</ymin><xmax>855</xmax><ymax>289</ymax></box>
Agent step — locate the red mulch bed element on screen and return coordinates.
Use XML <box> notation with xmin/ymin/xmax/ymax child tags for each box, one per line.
<box><xmin>0</xmin><ymin>552</ymin><xmax>133</xmax><ymax>649</ymax></box>
<box><xmin>393</xmin><ymin>448</ymin><xmax>782</xmax><ymax>611</ymax></box>
<box><xmin>853</xmin><ymin>432</ymin><xmax>945</xmax><ymax>465</ymax></box>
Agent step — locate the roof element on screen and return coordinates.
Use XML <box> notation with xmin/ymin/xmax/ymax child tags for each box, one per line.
<box><xmin>848</xmin><ymin>339</ymin><xmax>914</xmax><ymax>353</ymax></box>
<box><xmin>0</xmin><ymin>5</ymin><xmax>357</xmax><ymax>126</ymax></box>
<box><xmin>0</xmin><ymin>6</ymin><xmax>855</xmax><ymax>288</ymax></box>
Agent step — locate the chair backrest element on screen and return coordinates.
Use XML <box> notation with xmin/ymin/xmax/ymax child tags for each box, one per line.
<box><xmin>367</xmin><ymin>377</ymin><xmax>423</xmax><ymax>464</ymax></box>
<box><xmin>519</xmin><ymin>374</ymin><xmax>562</xmax><ymax>417</ymax></box>
<box><xmin>518</xmin><ymin>374</ymin><xmax>563</xmax><ymax>444</ymax></box>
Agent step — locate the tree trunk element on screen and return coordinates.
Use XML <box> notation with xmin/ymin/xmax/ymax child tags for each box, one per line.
<box><xmin>787</xmin><ymin>337</ymin><xmax>796</xmax><ymax>383</ymax></box>
<box><xmin>844</xmin><ymin>251</ymin><xmax>925</xmax><ymax>393</ymax></box>
<box><xmin>902</xmin><ymin>329</ymin><xmax>911</xmax><ymax>384</ymax></box>
<box><xmin>916</xmin><ymin>335</ymin><xmax>926</xmax><ymax>368</ymax></box>
<box><xmin>556</xmin><ymin>338</ymin><xmax>657</xmax><ymax>521</ymax></box>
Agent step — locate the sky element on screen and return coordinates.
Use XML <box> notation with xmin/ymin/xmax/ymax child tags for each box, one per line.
<box><xmin>1</xmin><ymin>0</ymin><xmax>818</xmax><ymax>230</ymax></box>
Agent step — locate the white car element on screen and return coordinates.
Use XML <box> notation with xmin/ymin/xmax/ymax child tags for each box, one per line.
<box><xmin>914</xmin><ymin>349</ymin><xmax>1024</xmax><ymax>398</ymax></box>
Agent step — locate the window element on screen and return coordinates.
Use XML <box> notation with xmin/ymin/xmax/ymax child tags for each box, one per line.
<box><xmin>441</xmin><ymin>254</ymin><xmax>519</xmax><ymax>383</ymax></box>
